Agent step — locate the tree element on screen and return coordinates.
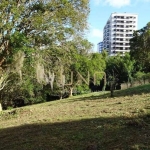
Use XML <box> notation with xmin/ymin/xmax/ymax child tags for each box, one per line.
<box><xmin>0</xmin><ymin>0</ymin><xmax>90</xmax><ymax>108</ymax></box>
<box><xmin>130</xmin><ymin>22</ymin><xmax>150</xmax><ymax>72</ymax></box>
<box><xmin>0</xmin><ymin>72</ymin><xmax>10</xmax><ymax>110</ymax></box>
<box><xmin>105</xmin><ymin>53</ymin><xmax>132</xmax><ymax>96</ymax></box>
<box><xmin>0</xmin><ymin>0</ymin><xmax>90</xmax><ymax>69</ymax></box>
<box><xmin>134</xmin><ymin>71</ymin><xmax>146</xmax><ymax>85</ymax></box>
<box><xmin>106</xmin><ymin>54</ymin><xmax>124</xmax><ymax>82</ymax></box>
<box><xmin>69</xmin><ymin>51</ymin><xmax>106</xmax><ymax>95</ymax></box>
<box><xmin>121</xmin><ymin>53</ymin><xmax>135</xmax><ymax>87</ymax></box>
<box><xmin>67</xmin><ymin>38</ymin><xmax>93</xmax><ymax>96</ymax></box>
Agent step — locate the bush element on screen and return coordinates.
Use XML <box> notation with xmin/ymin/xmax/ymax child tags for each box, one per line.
<box><xmin>74</xmin><ymin>84</ymin><xmax>90</xmax><ymax>95</ymax></box>
<box><xmin>134</xmin><ymin>71</ymin><xmax>146</xmax><ymax>84</ymax></box>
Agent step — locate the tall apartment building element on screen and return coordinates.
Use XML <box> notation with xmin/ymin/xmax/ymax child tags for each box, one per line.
<box><xmin>97</xmin><ymin>41</ymin><xmax>103</xmax><ymax>53</ymax></box>
<box><xmin>103</xmin><ymin>12</ymin><xmax>138</xmax><ymax>56</ymax></box>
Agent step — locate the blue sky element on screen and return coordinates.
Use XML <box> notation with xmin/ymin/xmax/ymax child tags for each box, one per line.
<box><xmin>87</xmin><ymin>0</ymin><xmax>150</xmax><ymax>52</ymax></box>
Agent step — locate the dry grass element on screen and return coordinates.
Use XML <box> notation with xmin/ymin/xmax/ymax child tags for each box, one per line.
<box><xmin>0</xmin><ymin>84</ymin><xmax>150</xmax><ymax>150</ymax></box>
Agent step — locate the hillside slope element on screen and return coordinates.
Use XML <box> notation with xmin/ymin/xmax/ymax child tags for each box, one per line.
<box><xmin>0</xmin><ymin>84</ymin><xmax>150</xmax><ymax>150</ymax></box>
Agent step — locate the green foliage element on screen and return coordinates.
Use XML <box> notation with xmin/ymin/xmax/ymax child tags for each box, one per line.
<box><xmin>121</xmin><ymin>53</ymin><xmax>135</xmax><ymax>84</ymax></box>
<box><xmin>105</xmin><ymin>53</ymin><xmax>136</xmax><ymax>84</ymax></box>
<box><xmin>122</xmin><ymin>53</ymin><xmax>135</xmax><ymax>74</ymax></box>
<box><xmin>0</xmin><ymin>0</ymin><xmax>96</xmax><ymax>106</ymax></box>
<box><xmin>71</xmin><ymin>52</ymin><xmax>106</xmax><ymax>78</ymax></box>
<box><xmin>130</xmin><ymin>22</ymin><xmax>150</xmax><ymax>72</ymax></box>
<box><xmin>0</xmin><ymin>72</ymin><xmax>45</xmax><ymax>108</ymax></box>
<box><xmin>134</xmin><ymin>71</ymin><xmax>146</xmax><ymax>82</ymax></box>
<box><xmin>75</xmin><ymin>84</ymin><xmax>90</xmax><ymax>95</ymax></box>
<box><xmin>145</xmin><ymin>73</ymin><xmax>150</xmax><ymax>82</ymax></box>
<box><xmin>106</xmin><ymin>54</ymin><xmax>124</xmax><ymax>82</ymax></box>
<box><xmin>101</xmin><ymin>50</ymin><xmax>108</xmax><ymax>60</ymax></box>
<box><xmin>69</xmin><ymin>51</ymin><xmax>106</xmax><ymax>94</ymax></box>
<box><xmin>10</xmin><ymin>32</ymin><xmax>28</xmax><ymax>49</ymax></box>
<box><xmin>0</xmin><ymin>0</ymin><xmax>90</xmax><ymax>68</ymax></box>
<box><xmin>89</xmin><ymin>53</ymin><xmax>106</xmax><ymax>76</ymax></box>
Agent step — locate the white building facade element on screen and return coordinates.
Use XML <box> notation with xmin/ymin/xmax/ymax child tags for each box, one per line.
<box><xmin>103</xmin><ymin>12</ymin><xmax>138</xmax><ymax>56</ymax></box>
<box><xmin>97</xmin><ymin>41</ymin><xmax>103</xmax><ymax>53</ymax></box>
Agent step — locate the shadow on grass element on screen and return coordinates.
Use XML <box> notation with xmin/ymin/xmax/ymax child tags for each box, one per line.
<box><xmin>67</xmin><ymin>84</ymin><xmax>150</xmax><ymax>102</ymax></box>
<box><xmin>0</xmin><ymin>114</ymin><xmax>150</xmax><ymax>150</ymax></box>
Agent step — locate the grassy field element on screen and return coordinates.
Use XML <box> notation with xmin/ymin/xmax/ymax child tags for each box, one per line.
<box><xmin>0</xmin><ymin>84</ymin><xmax>150</xmax><ymax>150</ymax></box>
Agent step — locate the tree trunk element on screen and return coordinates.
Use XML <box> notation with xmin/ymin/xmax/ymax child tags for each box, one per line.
<box><xmin>110</xmin><ymin>82</ymin><xmax>114</xmax><ymax>97</ymax></box>
<box><xmin>127</xmin><ymin>77</ymin><xmax>129</xmax><ymax>88</ymax></box>
<box><xmin>130</xmin><ymin>76</ymin><xmax>133</xmax><ymax>87</ymax></box>
<box><xmin>69</xmin><ymin>87</ymin><xmax>73</xmax><ymax>97</ymax></box>
<box><xmin>0</xmin><ymin>103</ymin><xmax>2</xmax><ymax>111</ymax></box>
<box><xmin>60</xmin><ymin>90</ymin><xmax>63</xmax><ymax>99</ymax></box>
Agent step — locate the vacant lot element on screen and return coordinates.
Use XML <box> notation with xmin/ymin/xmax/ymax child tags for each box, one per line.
<box><xmin>0</xmin><ymin>84</ymin><xmax>150</xmax><ymax>150</ymax></box>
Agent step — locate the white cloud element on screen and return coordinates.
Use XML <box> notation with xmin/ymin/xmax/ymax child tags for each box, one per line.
<box><xmin>93</xmin><ymin>0</ymin><xmax>101</xmax><ymax>5</ymax></box>
<box><xmin>104</xmin><ymin>0</ymin><xmax>130</xmax><ymax>8</ymax></box>
<box><xmin>93</xmin><ymin>0</ymin><xmax>150</xmax><ymax>7</ymax></box>
<box><xmin>91</xmin><ymin>28</ymin><xmax>103</xmax><ymax>39</ymax></box>
<box><xmin>87</xmin><ymin>27</ymin><xmax>103</xmax><ymax>52</ymax></box>
<box><xmin>93</xmin><ymin>0</ymin><xmax>131</xmax><ymax>8</ymax></box>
